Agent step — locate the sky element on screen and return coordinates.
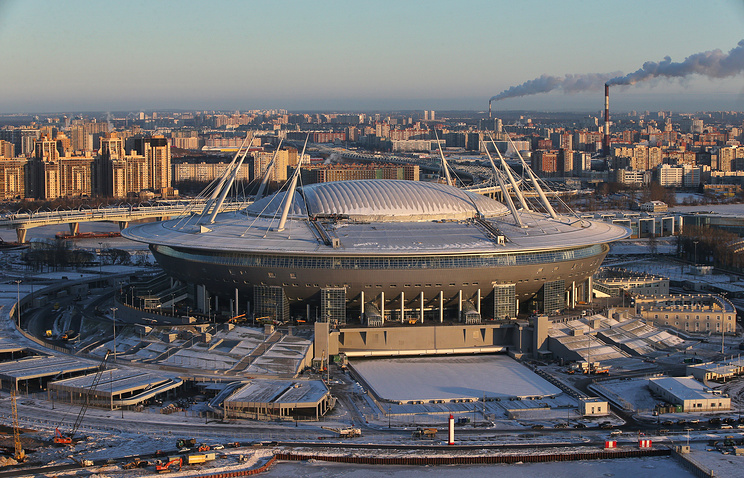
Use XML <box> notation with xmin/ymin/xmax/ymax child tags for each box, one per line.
<box><xmin>1</xmin><ymin>0</ymin><xmax>744</xmax><ymax>114</ymax></box>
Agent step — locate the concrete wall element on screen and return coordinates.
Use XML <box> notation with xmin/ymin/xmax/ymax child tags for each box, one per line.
<box><xmin>334</xmin><ymin>323</ymin><xmax>518</xmax><ymax>357</ymax></box>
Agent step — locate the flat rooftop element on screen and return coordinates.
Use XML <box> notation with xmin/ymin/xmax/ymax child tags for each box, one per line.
<box><xmin>350</xmin><ymin>354</ymin><xmax>561</xmax><ymax>403</ymax></box>
<box><xmin>226</xmin><ymin>379</ymin><xmax>329</xmax><ymax>407</ymax></box>
<box><xmin>0</xmin><ymin>339</ymin><xmax>25</xmax><ymax>354</ymax></box>
<box><xmin>51</xmin><ymin>368</ymin><xmax>176</xmax><ymax>396</ymax></box>
<box><xmin>0</xmin><ymin>355</ymin><xmax>99</xmax><ymax>382</ymax></box>
<box><xmin>649</xmin><ymin>376</ymin><xmax>724</xmax><ymax>401</ymax></box>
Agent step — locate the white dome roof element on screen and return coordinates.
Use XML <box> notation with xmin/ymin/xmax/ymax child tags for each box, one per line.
<box><xmin>245</xmin><ymin>180</ymin><xmax>509</xmax><ymax>222</ymax></box>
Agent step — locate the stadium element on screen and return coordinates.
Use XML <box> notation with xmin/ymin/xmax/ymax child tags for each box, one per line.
<box><xmin>122</xmin><ymin>178</ymin><xmax>629</xmax><ymax>325</ymax></box>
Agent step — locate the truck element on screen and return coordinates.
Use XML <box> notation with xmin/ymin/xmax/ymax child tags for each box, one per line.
<box><xmin>176</xmin><ymin>438</ymin><xmax>196</xmax><ymax>449</ymax></box>
<box><xmin>412</xmin><ymin>427</ymin><xmax>438</xmax><ymax>439</ymax></box>
<box><xmin>566</xmin><ymin>361</ymin><xmax>611</xmax><ymax>375</ymax></box>
<box><xmin>323</xmin><ymin>426</ymin><xmax>361</xmax><ymax>438</ymax></box>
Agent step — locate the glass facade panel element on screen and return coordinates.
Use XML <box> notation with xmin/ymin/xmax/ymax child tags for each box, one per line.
<box><xmin>156</xmin><ymin>244</ymin><xmax>606</xmax><ymax>271</ymax></box>
<box><xmin>320</xmin><ymin>288</ymin><xmax>346</xmax><ymax>325</ymax></box>
<box><xmin>493</xmin><ymin>283</ymin><xmax>516</xmax><ymax>320</ymax></box>
<box><xmin>253</xmin><ymin>285</ymin><xmax>288</xmax><ymax>322</ymax></box>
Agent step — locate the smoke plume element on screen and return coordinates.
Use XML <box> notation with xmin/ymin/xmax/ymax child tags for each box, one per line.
<box><xmin>490</xmin><ymin>72</ymin><xmax>621</xmax><ymax>101</ymax></box>
<box><xmin>491</xmin><ymin>40</ymin><xmax>744</xmax><ymax>101</ymax></box>
<box><xmin>607</xmin><ymin>39</ymin><xmax>744</xmax><ymax>85</ymax></box>
<box><xmin>324</xmin><ymin>152</ymin><xmax>341</xmax><ymax>165</ymax></box>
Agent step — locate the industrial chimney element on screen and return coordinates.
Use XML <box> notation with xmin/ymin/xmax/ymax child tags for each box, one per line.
<box><xmin>603</xmin><ymin>84</ymin><xmax>610</xmax><ymax>156</ymax></box>
<box><xmin>489</xmin><ymin>99</ymin><xmax>492</xmax><ymax>119</ymax></box>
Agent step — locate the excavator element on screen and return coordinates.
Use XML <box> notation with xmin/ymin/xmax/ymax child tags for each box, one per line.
<box><xmin>53</xmin><ymin>351</ymin><xmax>111</xmax><ymax>445</ymax></box>
<box><xmin>155</xmin><ymin>456</ymin><xmax>182</xmax><ymax>473</ymax></box>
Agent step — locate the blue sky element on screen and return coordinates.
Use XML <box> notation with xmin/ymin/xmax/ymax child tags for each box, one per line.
<box><xmin>1</xmin><ymin>0</ymin><xmax>743</xmax><ymax>113</ymax></box>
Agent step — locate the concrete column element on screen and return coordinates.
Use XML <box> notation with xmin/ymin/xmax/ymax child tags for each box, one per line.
<box><xmin>196</xmin><ymin>284</ymin><xmax>207</xmax><ymax>313</ymax></box>
<box><xmin>458</xmin><ymin>290</ymin><xmax>462</xmax><ymax>321</ymax></box>
<box><xmin>439</xmin><ymin>291</ymin><xmax>444</xmax><ymax>323</ymax></box>
<box><xmin>587</xmin><ymin>276</ymin><xmax>593</xmax><ymax>304</ymax></box>
<box><xmin>118</xmin><ymin>221</ymin><xmax>129</xmax><ymax>230</ymax></box>
<box><xmin>571</xmin><ymin>281</ymin><xmax>576</xmax><ymax>309</ymax></box>
<box><xmin>477</xmin><ymin>288</ymin><xmax>481</xmax><ymax>314</ymax></box>
<box><xmin>380</xmin><ymin>291</ymin><xmax>385</xmax><ymax>322</ymax></box>
<box><xmin>400</xmin><ymin>291</ymin><xmax>405</xmax><ymax>323</ymax></box>
<box><xmin>16</xmin><ymin>228</ymin><xmax>27</xmax><ymax>243</ymax></box>
<box><xmin>419</xmin><ymin>292</ymin><xmax>424</xmax><ymax>323</ymax></box>
<box><xmin>235</xmin><ymin>288</ymin><xmax>239</xmax><ymax>317</ymax></box>
<box><xmin>360</xmin><ymin>291</ymin><xmax>365</xmax><ymax>317</ymax></box>
<box><xmin>68</xmin><ymin>222</ymin><xmax>79</xmax><ymax>236</ymax></box>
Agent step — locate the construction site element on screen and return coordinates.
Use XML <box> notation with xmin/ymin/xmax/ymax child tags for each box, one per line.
<box><xmin>0</xmin><ymin>231</ymin><xmax>742</xmax><ymax>477</ymax></box>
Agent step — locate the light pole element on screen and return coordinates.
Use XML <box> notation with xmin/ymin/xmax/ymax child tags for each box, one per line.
<box><xmin>14</xmin><ymin>280</ymin><xmax>21</xmax><ymax>329</ymax></box>
<box><xmin>721</xmin><ymin>293</ymin><xmax>727</xmax><ymax>355</ymax></box>
<box><xmin>693</xmin><ymin>240</ymin><xmax>699</xmax><ymax>265</ymax></box>
<box><xmin>111</xmin><ymin>307</ymin><xmax>118</xmax><ymax>362</ymax></box>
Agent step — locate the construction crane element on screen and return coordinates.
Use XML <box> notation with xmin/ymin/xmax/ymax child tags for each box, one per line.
<box><xmin>54</xmin><ymin>350</ymin><xmax>111</xmax><ymax>445</ymax></box>
<box><xmin>10</xmin><ymin>388</ymin><xmax>25</xmax><ymax>462</ymax></box>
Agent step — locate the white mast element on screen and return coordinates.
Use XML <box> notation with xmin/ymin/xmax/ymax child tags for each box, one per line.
<box><xmin>482</xmin><ymin>140</ymin><xmax>524</xmax><ymax>228</ymax></box>
<box><xmin>488</xmin><ymin>134</ymin><xmax>530</xmax><ymax>212</ymax></box>
<box><xmin>506</xmin><ymin>133</ymin><xmax>557</xmax><ymax>219</ymax></box>
<box><xmin>276</xmin><ymin>134</ymin><xmax>310</xmax><ymax>232</ymax></box>
<box><xmin>256</xmin><ymin>138</ymin><xmax>284</xmax><ymax>200</ymax></box>
<box><xmin>200</xmin><ymin>132</ymin><xmax>252</xmax><ymax>218</ymax></box>
<box><xmin>434</xmin><ymin>130</ymin><xmax>453</xmax><ymax>187</ymax></box>
<box><xmin>206</xmin><ymin>132</ymin><xmax>253</xmax><ymax>225</ymax></box>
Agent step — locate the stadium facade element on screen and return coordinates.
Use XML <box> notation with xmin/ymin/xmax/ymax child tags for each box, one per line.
<box><xmin>123</xmin><ymin>179</ymin><xmax>629</xmax><ymax>325</ymax></box>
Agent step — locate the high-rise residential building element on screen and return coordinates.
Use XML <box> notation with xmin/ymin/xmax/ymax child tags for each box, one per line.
<box><xmin>96</xmin><ymin>132</ymin><xmax>172</xmax><ymax>198</ymax></box>
<box><xmin>0</xmin><ymin>140</ymin><xmax>14</xmax><ymax>158</ymax></box>
<box><xmin>131</xmin><ymin>136</ymin><xmax>171</xmax><ymax>192</ymax></box>
<box><xmin>0</xmin><ymin>158</ymin><xmax>27</xmax><ymax>199</ymax></box>
<box><xmin>299</xmin><ymin>163</ymin><xmax>419</xmax><ymax>184</ymax></box>
<box><xmin>718</xmin><ymin>146</ymin><xmax>737</xmax><ymax>172</ymax></box>
<box><xmin>0</xmin><ymin>128</ymin><xmax>39</xmax><ymax>157</ymax></box>
<box><xmin>173</xmin><ymin>161</ymin><xmax>251</xmax><ymax>183</ymax></box>
<box><xmin>531</xmin><ymin>150</ymin><xmax>559</xmax><ymax>176</ymax></box>
<box><xmin>33</xmin><ymin>135</ymin><xmax>59</xmax><ymax>162</ymax></box>
<box><xmin>70</xmin><ymin>120</ymin><xmax>109</xmax><ymax>153</ymax></box>
<box><xmin>55</xmin><ymin>132</ymin><xmax>72</xmax><ymax>156</ymax></box>
<box><xmin>657</xmin><ymin>164</ymin><xmax>684</xmax><ymax>187</ymax></box>
<box><xmin>96</xmin><ymin>132</ymin><xmax>126</xmax><ymax>197</ymax></box>
<box><xmin>559</xmin><ymin>149</ymin><xmax>573</xmax><ymax>176</ymax></box>
<box><xmin>252</xmin><ymin>148</ymin><xmax>299</xmax><ymax>182</ymax></box>
<box><xmin>58</xmin><ymin>156</ymin><xmax>94</xmax><ymax>197</ymax></box>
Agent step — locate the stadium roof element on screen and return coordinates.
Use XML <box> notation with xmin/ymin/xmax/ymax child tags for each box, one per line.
<box><xmin>246</xmin><ymin>180</ymin><xmax>510</xmax><ymax>221</ymax></box>
<box><xmin>125</xmin><ymin>181</ymin><xmax>629</xmax><ymax>254</ymax></box>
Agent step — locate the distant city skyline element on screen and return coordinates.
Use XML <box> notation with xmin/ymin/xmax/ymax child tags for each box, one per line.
<box><xmin>1</xmin><ymin>0</ymin><xmax>743</xmax><ymax>113</ymax></box>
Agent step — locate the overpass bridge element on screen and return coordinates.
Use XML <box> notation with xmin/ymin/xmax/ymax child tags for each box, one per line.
<box><xmin>0</xmin><ymin>199</ymin><xmax>250</xmax><ymax>243</ymax></box>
